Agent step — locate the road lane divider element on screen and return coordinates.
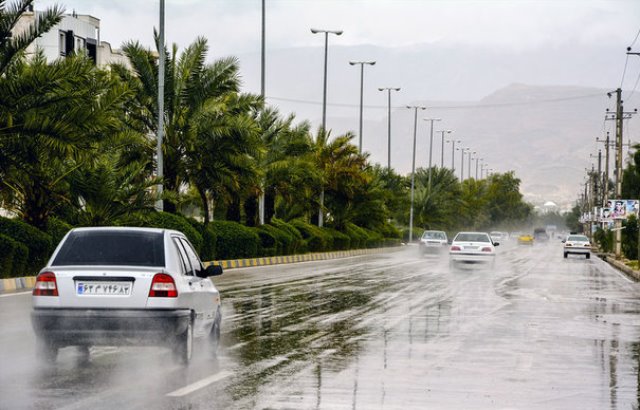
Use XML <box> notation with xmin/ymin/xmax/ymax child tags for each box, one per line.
<box><xmin>166</xmin><ymin>371</ymin><xmax>233</xmax><ymax>397</ymax></box>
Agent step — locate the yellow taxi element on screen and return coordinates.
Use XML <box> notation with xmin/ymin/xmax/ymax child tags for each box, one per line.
<box><xmin>517</xmin><ymin>234</ymin><xmax>534</xmax><ymax>245</ymax></box>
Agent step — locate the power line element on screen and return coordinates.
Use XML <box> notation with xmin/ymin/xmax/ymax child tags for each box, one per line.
<box><xmin>630</xmin><ymin>27</ymin><xmax>640</xmax><ymax>48</ymax></box>
<box><xmin>266</xmin><ymin>92</ymin><xmax>606</xmax><ymax>111</ymax></box>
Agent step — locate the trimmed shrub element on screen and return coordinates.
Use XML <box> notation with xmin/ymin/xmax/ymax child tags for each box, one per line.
<box><xmin>45</xmin><ymin>217</ymin><xmax>73</xmax><ymax>249</ymax></box>
<box><xmin>199</xmin><ymin>224</ymin><xmax>218</xmax><ymax>262</ymax></box>
<box><xmin>344</xmin><ymin>223</ymin><xmax>369</xmax><ymax>249</ymax></box>
<box><xmin>325</xmin><ymin>228</ymin><xmax>350</xmax><ymax>250</ymax></box>
<box><xmin>259</xmin><ymin>224</ymin><xmax>289</xmax><ymax>255</ymax></box>
<box><xmin>210</xmin><ymin>220</ymin><xmax>260</xmax><ymax>260</ymax></box>
<box><xmin>363</xmin><ymin>228</ymin><xmax>384</xmax><ymax>248</ymax></box>
<box><xmin>271</xmin><ymin>218</ymin><xmax>305</xmax><ymax>254</ymax></box>
<box><xmin>290</xmin><ymin>219</ymin><xmax>333</xmax><ymax>252</ymax></box>
<box><xmin>254</xmin><ymin>227</ymin><xmax>277</xmax><ymax>257</ymax></box>
<box><xmin>0</xmin><ymin>234</ymin><xmax>17</xmax><ymax>278</ymax></box>
<box><xmin>127</xmin><ymin>212</ymin><xmax>203</xmax><ymax>254</ymax></box>
<box><xmin>12</xmin><ymin>241</ymin><xmax>28</xmax><ymax>277</ymax></box>
<box><xmin>0</xmin><ymin>217</ymin><xmax>52</xmax><ymax>275</ymax></box>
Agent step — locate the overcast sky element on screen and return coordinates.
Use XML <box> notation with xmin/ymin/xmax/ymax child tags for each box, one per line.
<box><xmin>36</xmin><ymin>1</ymin><xmax>639</xmax><ymax>55</ymax></box>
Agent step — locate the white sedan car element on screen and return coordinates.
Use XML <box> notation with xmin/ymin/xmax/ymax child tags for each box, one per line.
<box><xmin>449</xmin><ymin>231</ymin><xmax>498</xmax><ymax>265</ymax></box>
<box><xmin>563</xmin><ymin>234</ymin><xmax>591</xmax><ymax>259</ymax></box>
<box><xmin>419</xmin><ymin>230</ymin><xmax>449</xmax><ymax>255</ymax></box>
<box><xmin>31</xmin><ymin>226</ymin><xmax>223</xmax><ymax>364</ymax></box>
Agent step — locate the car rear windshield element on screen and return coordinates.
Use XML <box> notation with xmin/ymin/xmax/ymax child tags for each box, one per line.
<box><xmin>567</xmin><ymin>235</ymin><xmax>588</xmax><ymax>242</ymax></box>
<box><xmin>423</xmin><ymin>231</ymin><xmax>446</xmax><ymax>240</ymax></box>
<box><xmin>52</xmin><ymin>230</ymin><xmax>165</xmax><ymax>267</ymax></box>
<box><xmin>455</xmin><ymin>233</ymin><xmax>490</xmax><ymax>242</ymax></box>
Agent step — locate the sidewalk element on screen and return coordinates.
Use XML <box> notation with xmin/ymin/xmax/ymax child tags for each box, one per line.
<box><xmin>600</xmin><ymin>253</ymin><xmax>640</xmax><ymax>281</ymax></box>
<box><xmin>0</xmin><ymin>246</ymin><xmax>404</xmax><ymax>293</ymax></box>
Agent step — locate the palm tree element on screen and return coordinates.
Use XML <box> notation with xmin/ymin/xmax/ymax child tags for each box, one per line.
<box><xmin>0</xmin><ymin>0</ymin><xmax>63</xmax><ymax>76</ymax></box>
<box><xmin>117</xmin><ymin>36</ymin><xmax>252</xmax><ymax>217</ymax></box>
<box><xmin>252</xmin><ymin>108</ymin><xmax>317</xmax><ymax>224</ymax></box>
<box><xmin>309</xmin><ymin>128</ymin><xmax>367</xmax><ymax>227</ymax></box>
<box><xmin>0</xmin><ymin>53</ymin><xmax>134</xmax><ymax>229</ymax></box>
<box><xmin>413</xmin><ymin>167</ymin><xmax>461</xmax><ymax>230</ymax></box>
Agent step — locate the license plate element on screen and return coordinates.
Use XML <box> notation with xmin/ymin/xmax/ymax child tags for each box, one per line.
<box><xmin>463</xmin><ymin>246</ymin><xmax>478</xmax><ymax>250</ymax></box>
<box><xmin>76</xmin><ymin>281</ymin><xmax>132</xmax><ymax>296</ymax></box>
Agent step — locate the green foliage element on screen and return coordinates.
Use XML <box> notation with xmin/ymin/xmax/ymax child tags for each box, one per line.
<box><xmin>0</xmin><ymin>217</ymin><xmax>51</xmax><ymax>274</ymax></box>
<box><xmin>622</xmin><ymin>215</ymin><xmax>639</xmax><ymax>260</ymax></box>
<box><xmin>290</xmin><ymin>219</ymin><xmax>333</xmax><ymax>252</ymax></box>
<box><xmin>45</xmin><ymin>217</ymin><xmax>73</xmax><ymax>249</ymax></box>
<box><xmin>565</xmin><ymin>205</ymin><xmax>582</xmax><ymax>234</ymax></box>
<box><xmin>345</xmin><ymin>222</ymin><xmax>370</xmax><ymax>249</ymax></box>
<box><xmin>210</xmin><ymin>220</ymin><xmax>259</xmax><ymax>260</ymax></box>
<box><xmin>253</xmin><ymin>227</ymin><xmax>277</xmax><ymax>257</ymax></box>
<box><xmin>270</xmin><ymin>218</ymin><xmax>305</xmax><ymax>254</ymax></box>
<box><xmin>593</xmin><ymin>227</ymin><xmax>613</xmax><ymax>253</ymax></box>
<box><xmin>0</xmin><ymin>233</ymin><xmax>18</xmax><ymax>278</ymax></box>
<box><xmin>324</xmin><ymin>228</ymin><xmax>351</xmax><ymax>250</ymax></box>
<box><xmin>126</xmin><ymin>212</ymin><xmax>203</xmax><ymax>254</ymax></box>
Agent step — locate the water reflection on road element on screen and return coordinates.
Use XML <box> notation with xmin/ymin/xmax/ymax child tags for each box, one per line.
<box><xmin>215</xmin><ymin>243</ymin><xmax>640</xmax><ymax>409</ymax></box>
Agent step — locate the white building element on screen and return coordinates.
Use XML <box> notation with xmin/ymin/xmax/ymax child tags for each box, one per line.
<box><xmin>13</xmin><ymin>6</ymin><xmax>130</xmax><ymax>69</ymax></box>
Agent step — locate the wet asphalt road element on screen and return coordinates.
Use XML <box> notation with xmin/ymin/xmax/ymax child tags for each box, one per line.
<box><xmin>2</xmin><ymin>241</ymin><xmax>640</xmax><ymax>409</ymax></box>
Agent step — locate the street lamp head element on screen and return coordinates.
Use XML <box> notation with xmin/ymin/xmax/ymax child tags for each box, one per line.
<box><xmin>394</xmin><ymin>87</ymin><xmax>401</xmax><ymax>91</ymax></box>
<box><xmin>349</xmin><ymin>61</ymin><xmax>357</xmax><ymax>65</ymax></box>
<box><xmin>311</xmin><ymin>28</ymin><xmax>343</xmax><ymax>35</ymax></box>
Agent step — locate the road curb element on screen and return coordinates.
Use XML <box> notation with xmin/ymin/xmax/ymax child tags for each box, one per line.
<box><xmin>600</xmin><ymin>254</ymin><xmax>640</xmax><ymax>281</ymax></box>
<box><xmin>1</xmin><ymin>246</ymin><xmax>404</xmax><ymax>293</ymax></box>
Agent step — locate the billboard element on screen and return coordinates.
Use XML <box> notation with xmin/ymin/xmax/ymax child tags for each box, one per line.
<box><xmin>600</xmin><ymin>199</ymin><xmax>639</xmax><ymax>221</ymax></box>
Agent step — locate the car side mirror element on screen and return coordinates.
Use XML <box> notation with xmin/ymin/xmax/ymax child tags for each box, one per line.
<box><xmin>561</xmin><ymin>240</ymin><xmax>566</xmax><ymax>243</ymax></box>
<box><xmin>494</xmin><ymin>242</ymin><xmax>500</xmax><ymax>246</ymax></box>
<box><xmin>199</xmin><ymin>264</ymin><xmax>223</xmax><ymax>278</ymax></box>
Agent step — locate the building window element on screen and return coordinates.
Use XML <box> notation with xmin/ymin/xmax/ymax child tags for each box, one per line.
<box><xmin>59</xmin><ymin>31</ymin><xmax>66</xmax><ymax>56</ymax></box>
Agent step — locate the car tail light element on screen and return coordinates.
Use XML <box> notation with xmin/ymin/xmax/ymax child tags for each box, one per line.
<box><xmin>33</xmin><ymin>272</ymin><xmax>58</xmax><ymax>296</ymax></box>
<box><xmin>481</xmin><ymin>247</ymin><xmax>493</xmax><ymax>252</ymax></box>
<box><xmin>149</xmin><ymin>273</ymin><xmax>178</xmax><ymax>298</ymax></box>
<box><xmin>450</xmin><ymin>245</ymin><xmax>461</xmax><ymax>251</ymax></box>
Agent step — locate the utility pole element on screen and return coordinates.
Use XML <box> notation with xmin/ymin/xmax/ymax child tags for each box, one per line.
<box><xmin>156</xmin><ymin>0</ymin><xmax>165</xmax><ymax>212</ymax></box>
<box><xmin>423</xmin><ymin>118</ymin><xmax>441</xmax><ymax>190</ymax></box>
<box><xmin>607</xmin><ymin>88</ymin><xmax>638</xmax><ymax>258</ymax></box>
<box><xmin>597</xmin><ymin>132</ymin><xmax>612</xmax><ymax>206</ymax></box>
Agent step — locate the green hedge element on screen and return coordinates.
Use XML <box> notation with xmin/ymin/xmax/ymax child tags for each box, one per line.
<box><xmin>210</xmin><ymin>220</ymin><xmax>260</xmax><ymax>260</ymax></box>
<box><xmin>290</xmin><ymin>219</ymin><xmax>333</xmax><ymax>252</ymax></box>
<box><xmin>45</xmin><ymin>217</ymin><xmax>73</xmax><ymax>249</ymax></box>
<box><xmin>344</xmin><ymin>223</ymin><xmax>369</xmax><ymax>249</ymax></box>
<box><xmin>271</xmin><ymin>218</ymin><xmax>305</xmax><ymax>254</ymax></box>
<box><xmin>0</xmin><ymin>234</ymin><xmax>19</xmax><ymax>278</ymax></box>
<box><xmin>258</xmin><ymin>224</ymin><xmax>290</xmax><ymax>255</ymax></box>
<box><xmin>126</xmin><ymin>212</ymin><xmax>203</xmax><ymax>254</ymax></box>
<box><xmin>0</xmin><ymin>217</ymin><xmax>52</xmax><ymax>275</ymax></box>
<box><xmin>325</xmin><ymin>228</ymin><xmax>350</xmax><ymax>250</ymax></box>
<box><xmin>254</xmin><ymin>227</ymin><xmax>277</xmax><ymax>257</ymax></box>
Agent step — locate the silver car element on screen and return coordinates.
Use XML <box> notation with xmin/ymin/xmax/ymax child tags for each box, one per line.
<box><xmin>419</xmin><ymin>230</ymin><xmax>449</xmax><ymax>255</ymax></box>
<box><xmin>449</xmin><ymin>231</ymin><xmax>498</xmax><ymax>265</ymax></box>
<box><xmin>563</xmin><ymin>234</ymin><xmax>591</xmax><ymax>259</ymax></box>
<box><xmin>31</xmin><ymin>227</ymin><xmax>223</xmax><ymax>364</ymax></box>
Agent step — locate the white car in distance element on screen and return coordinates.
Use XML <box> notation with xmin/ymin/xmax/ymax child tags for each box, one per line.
<box><xmin>419</xmin><ymin>230</ymin><xmax>449</xmax><ymax>256</ymax></box>
<box><xmin>449</xmin><ymin>231</ymin><xmax>498</xmax><ymax>266</ymax></box>
<box><xmin>563</xmin><ymin>234</ymin><xmax>591</xmax><ymax>259</ymax></box>
<box><xmin>31</xmin><ymin>226</ymin><xmax>223</xmax><ymax>365</ymax></box>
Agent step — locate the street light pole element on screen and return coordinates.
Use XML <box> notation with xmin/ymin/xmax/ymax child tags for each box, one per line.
<box><xmin>156</xmin><ymin>0</ymin><xmax>165</xmax><ymax>211</ymax></box>
<box><xmin>437</xmin><ymin>130</ymin><xmax>452</xmax><ymax>168</ymax></box>
<box><xmin>379</xmin><ymin>87</ymin><xmax>401</xmax><ymax>169</ymax></box>
<box><xmin>447</xmin><ymin>139</ymin><xmax>460</xmax><ymax>175</ymax></box>
<box><xmin>423</xmin><ymin>118</ymin><xmax>441</xmax><ymax>190</ymax></box>
<box><xmin>311</xmin><ymin>28</ymin><xmax>343</xmax><ymax>133</ymax></box>
<box><xmin>407</xmin><ymin>105</ymin><xmax>426</xmax><ymax>244</ymax></box>
<box><xmin>468</xmin><ymin>151</ymin><xmax>475</xmax><ymax>180</ymax></box>
<box><xmin>475</xmin><ymin>157</ymin><xmax>482</xmax><ymax>180</ymax></box>
<box><xmin>350</xmin><ymin>60</ymin><xmax>376</xmax><ymax>154</ymax></box>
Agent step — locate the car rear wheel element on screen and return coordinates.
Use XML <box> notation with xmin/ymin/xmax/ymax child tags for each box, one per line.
<box><xmin>210</xmin><ymin>309</ymin><xmax>222</xmax><ymax>354</ymax></box>
<box><xmin>586</xmin><ymin>253</ymin><xmax>590</xmax><ymax>259</ymax></box>
<box><xmin>175</xmin><ymin>319</ymin><xmax>193</xmax><ymax>365</ymax></box>
<box><xmin>37</xmin><ymin>339</ymin><xmax>59</xmax><ymax>363</ymax></box>
<box><xmin>563</xmin><ymin>252</ymin><xmax>568</xmax><ymax>258</ymax></box>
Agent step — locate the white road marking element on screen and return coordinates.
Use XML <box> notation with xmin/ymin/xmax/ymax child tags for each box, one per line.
<box><xmin>166</xmin><ymin>370</ymin><xmax>233</xmax><ymax>397</ymax></box>
<box><xmin>0</xmin><ymin>291</ymin><xmax>31</xmax><ymax>298</ymax></box>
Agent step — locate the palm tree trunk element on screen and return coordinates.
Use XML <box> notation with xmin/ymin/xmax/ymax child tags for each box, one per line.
<box><xmin>264</xmin><ymin>186</ymin><xmax>276</xmax><ymax>224</ymax></box>
<box><xmin>227</xmin><ymin>196</ymin><xmax>241</xmax><ymax>222</ymax></box>
<box><xmin>198</xmin><ymin>187</ymin><xmax>210</xmax><ymax>225</ymax></box>
<box><xmin>244</xmin><ymin>194</ymin><xmax>258</xmax><ymax>227</ymax></box>
<box><xmin>318</xmin><ymin>187</ymin><xmax>324</xmax><ymax>227</ymax></box>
